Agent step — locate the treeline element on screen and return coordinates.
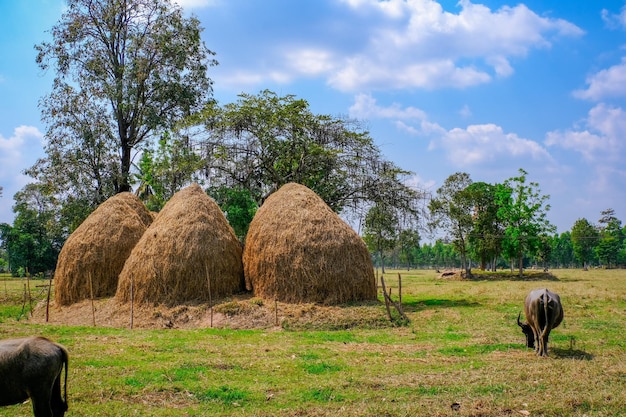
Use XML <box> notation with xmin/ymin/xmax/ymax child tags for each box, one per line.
<box><xmin>369</xmin><ymin>205</ymin><xmax>626</xmax><ymax>272</ymax></box>
<box><xmin>376</xmin><ymin>227</ymin><xmax>626</xmax><ymax>271</ymax></box>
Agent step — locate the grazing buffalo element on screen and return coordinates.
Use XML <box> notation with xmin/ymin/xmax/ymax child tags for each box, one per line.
<box><xmin>517</xmin><ymin>288</ymin><xmax>564</xmax><ymax>357</ymax></box>
<box><xmin>0</xmin><ymin>336</ymin><xmax>68</xmax><ymax>417</ymax></box>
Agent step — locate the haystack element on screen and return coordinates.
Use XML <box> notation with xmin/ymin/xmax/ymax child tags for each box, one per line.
<box><xmin>115</xmin><ymin>183</ymin><xmax>244</xmax><ymax>306</ymax></box>
<box><xmin>54</xmin><ymin>192</ymin><xmax>153</xmax><ymax>306</ymax></box>
<box><xmin>243</xmin><ymin>182</ymin><xmax>376</xmax><ymax>305</ymax></box>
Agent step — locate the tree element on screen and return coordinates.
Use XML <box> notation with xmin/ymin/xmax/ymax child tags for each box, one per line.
<box><xmin>535</xmin><ymin>234</ymin><xmax>553</xmax><ymax>271</ymax></box>
<box><xmin>428</xmin><ymin>172</ymin><xmax>474</xmax><ymax>275</ymax></box>
<box><xmin>190</xmin><ymin>90</ymin><xmax>423</xmax><ymax>220</ymax></box>
<box><xmin>551</xmin><ymin>231</ymin><xmax>574</xmax><ymax>268</ymax></box>
<box><xmin>466</xmin><ymin>182</ymin><xmax>503</xmax><ymax>271</ymax></box>
<box><xmin>571</xmin><ymin>218</ymin><xmax>599</xmax><ymax>270</ymax></box>
<box><xmin>596</xmin><ymin>209</ymin><xmax>623</xmax><ymax>268</ymax></box>
<box><xmin>0</xmin><ymin>185</ymin><xmax>64</xmax><ymax>276</ymax></box>
<box><xmin>363</xmin><ymin>203</ymin><xmax>399</xmax><ymax>273</ymax></box>
<box><xmin>496</xmin><ymin>169</ymin><xmax>555</xmax><ymax>277</ymax></box>
<box><xmin>397</xmin><ymin>229</ymin><xmax>420</xmax><ymax>270</ymax></box>
<box><xmin>135</xmin><ymin>132</ymin><xmax>204</xmax><ymax>211</ymax></box>
<box><xmin>207</xmin><ymin>186</ymin><xmax>257</xmax><ymax>242</ymax></box>
<box><xmin>35</xmin><ymin>0</ymin><xmax>217</xmax><ymax>194</ymax></box>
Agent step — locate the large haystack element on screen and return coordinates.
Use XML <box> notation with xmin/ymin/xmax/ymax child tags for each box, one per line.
<box><xmin>115</xmin><ymin>183</ymin><xmax>244</xmax><ymax>306</ymax></box>
<box><xmin>243</xmin><ymin>182</ymin><xmax>376</xmax><ymax>305</ymax></box>
<box><xmin>54</xmin><ymin>192</ymin><xmax>153</xmax><ymax>306</ymax></box>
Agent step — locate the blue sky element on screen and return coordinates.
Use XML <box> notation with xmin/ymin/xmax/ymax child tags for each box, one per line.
<box><xmin>1</xmin><ymin>0</ymin><xmax>626</xmax><ymax>235</ymax></box>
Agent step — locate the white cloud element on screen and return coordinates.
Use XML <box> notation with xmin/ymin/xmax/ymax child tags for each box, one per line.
<box><xmin>459</xmin><ymin>104</ymin><xmax>472</xmax><ymax>119</ymax></box>
<box><xmin>601</xmin><ymin>5</ymin><xmax>626</xmax><ymax>30</ymax></box>
<box><xmin>431</xmin><ymin>123</ymin><xmax>553</xmax><ymax>167</ymax></box>
<box><xmin>349</xmin><ymin>93</ymin><xmax>427</xmax><ymax>120</ymax></box>
<box><xmin>348</xmin><ymin>94</ymin><xmax>552</xmax><ymax>168</ymax></box>
<box><xmin>174</xmin><ymin>0</ymin><xmax>215</xmax><ymax>9</ymax></box>
<box><xmin>216</xmin><ymin>0</ymin><xmax>582</xmax><ymax>93</ymax></box>
<box><xmin>286</xmin><ymin>49</ymin><xmax>337</xmax><ymax>76</ymax></box>
<box><xmin>0</xmin><ymin>125</ymin><xmax>43</xmax><ymax>167</ymax></box>
<box><xmin>326</xmin><ymin>0</ymin><xmax>583</xmax><ymax>91</ymax></box>
<box><xmin>0</xmin><ymin>125</ymin><xmax>44</xmax><ymax>223</ymax></box>
<box><xmin>573</xmin><ymin>57</ymin><xmax>626</xmax><ymax>101</ymax></box>
<box><xmin>545</xmin><ymin>103</ymin><xmax>626</xmax><ymax>162</ymax></box>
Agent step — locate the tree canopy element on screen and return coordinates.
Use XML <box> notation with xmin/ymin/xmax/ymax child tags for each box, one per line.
<box><xmin>496</xmin><ymin>169</ymin><xmax>555</xmax><ymax>276</ymax></box>
<box><xmin>428</xmin><ymin>172</ymin><xmax>474</xmax><ymax>274</ymax></box>
<box><xmin>189</xmin><ymin>90</ymin><xmax>423</xmax><ymax>220</ymax></box>
<box><xmin>571</xmin><ymin>218</ymin><xmax>599</xmax><ymax>270</ymax></box>
<box><xmin>35</xmin><ymin>0</ymin><xmax>217</xmax><ymax>195</ymax></box>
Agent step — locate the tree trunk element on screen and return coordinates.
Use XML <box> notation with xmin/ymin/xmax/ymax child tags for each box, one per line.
<box><xmin>119</xmin><ymin>143</ymin><xmax>132</xmax><ymax>193</ymax></box>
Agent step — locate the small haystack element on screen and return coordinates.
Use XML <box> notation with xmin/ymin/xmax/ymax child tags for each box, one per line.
<box><xmin>54</xmin><ymin>192</ymin><xmax>153</xmax><ymax>306</ymax></box>
<box><xmin>243</xmin><ymin>182</ymin><xmax>376</xmax><ymax>305</ymax></box>
<box><xmin>115</xmin><ymin>183</ymin><xmax>244</xmax><ymax>306</ymax></box>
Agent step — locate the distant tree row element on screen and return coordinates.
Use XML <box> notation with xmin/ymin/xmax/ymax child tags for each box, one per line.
<box><xmin>368</xmin><ymin>207</ymin><xmax>626</xmax><ymax>272</ymax></box>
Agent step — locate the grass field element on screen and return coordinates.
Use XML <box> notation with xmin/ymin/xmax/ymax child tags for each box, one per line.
<box><xmin>0</xmin><ymin>269</ymin><xmax>624</xmax><ymax>416</ymax></box>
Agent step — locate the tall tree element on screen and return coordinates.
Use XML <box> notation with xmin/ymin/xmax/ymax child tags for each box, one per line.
<box><xmin>596</xmin><ymin>209</ymin><xmax>623</xmax><ymax>268</ymax></box>
<box><xmin>571</xmin><ymin>218</ymin><xmax>599</xmax><ymax>270</ymax></box>
<box><xmin>363</xmin><ymin>203</ymin><xmax>399</xmax><ymax>274</ymax></box>
<box><xmin>551</xmin><ymin>231</ymin><xmax>574</xmax><ymax>268</ymax></box>
<box><xmin>428</xmin><ymin>172</ymin><xmax>474</xmax><ymax>275</ymax></box>
<box><xmin>35</xmin><ymin>0</ymin><xmax>217</xmax><ymax>193</ymax></box>
<box><xmin>466</xmin><ymin>181</ymin><xmax>503</xmax><ymax>271</ymax></box>
<box><xmin>496</xmin><ymin>169</ymin><xmax>555</xmax><ymax>277</ymax></box>
<box><xmin>0</xmin><ymin>185</ymin><xmax>64</xmax><ymax>276</ymax></box>
<box><xmin>397</xmin><ymin>229</ymin><xmax>420</xmax><ymax>270</ymax></box>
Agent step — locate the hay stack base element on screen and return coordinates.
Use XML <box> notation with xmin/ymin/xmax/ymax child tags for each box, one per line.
<box><xmin>54</xmin><ymin>193</ymin><xmax>153</xmax><ymax>306</ymax></box>
<box><xmin>116</xmin><ymin>183</ymin><xmax>243</xmax><ymax>306</ymax></box>
<box><xmin>243</xmin><ymin>183</ymin><xmax>376</xmax><ymax>305</ymax></box>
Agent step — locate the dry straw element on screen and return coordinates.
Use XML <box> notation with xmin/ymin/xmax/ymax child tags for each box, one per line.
<box><xmin>54</xmin><ymin>193</ymin><xmax>153</xmax><ymax>306</ymax></box>
<box><xmin>243</xmin><ymin>182</ymin><xmax>376</xmax><ymax>305</ymax></box>
<box><xmin>115</xmin><ymin>183</ymin><xmax>244</xmax><ymax>306</ymax></box>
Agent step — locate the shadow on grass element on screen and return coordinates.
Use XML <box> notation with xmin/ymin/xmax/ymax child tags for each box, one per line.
<box><xmin>402</xmin><ymin>298</ymin><xmax>481</xmax><ymax>313</ymax></box>
<box><xmin>551</xmin><ymin>348</ymin><xmax>594</xmax><ymax>360</ymax></box>
<box><xmin>463</xmin><ymin>271</ymin><xmax>560</xmax><ymax>282</ymax></box>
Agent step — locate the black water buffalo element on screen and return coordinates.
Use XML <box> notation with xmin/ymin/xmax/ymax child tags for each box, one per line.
<box><xmin>517</xmin><ymin>288</ymin><xmax>563</xmax><ymax>357</ymax></box>
<box><xmin>0</xmin><ymin>336</ymin><xmax>68</xmax><ymax>417</ymax></box>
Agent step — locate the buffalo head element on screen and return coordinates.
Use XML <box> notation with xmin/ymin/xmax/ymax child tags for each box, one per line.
<box><xmin>517</xmin><ymin>312</ymin><xmax>535</xmax><ymax>349</ymax></box>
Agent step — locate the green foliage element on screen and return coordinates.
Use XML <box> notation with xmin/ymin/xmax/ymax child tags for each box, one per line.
<box><xmin>496</xmin><ymin>169</ymin><xmax>555</xmax><ymax>275</ymax></box>
<box><xmin>363</xmin><ymin>203</ymin><xmax>399</xmax><ymax>272</ymax></box>
<box><xmin>466</xmin><ymin>181</ymin><xmax>503</xmax><ymax>270</ymax></box>
<box><xmin>190</xmin><ymin>90</ymin><xmax>422</xmax><ymax>219</ymax></box>
<box><xmin>596</xmin><ymin>208</ymin><xmax>623</xmax><ymax>268</ymax></box>
<box><xmin>35</xmin><ymin>0</ymin><xmax>216</xmax><ymax>193</ymax></box>
<box><xmin>135</xmin><ymin>132</ymin><xmax>204</xmax><ymax>211</ymax></box>
<box><xmin>397</xmin><ymin>229</ymin><xmax>420</xmax><ymax>269</ymax></box>
<box><xmin>207</xmin><ymin>186</ymin><xmax>257</xmax><ymax>242</ymax></box>
<box><xmin>571</xmin><ymin>218</ymin><xmax>599</xmax><ymax>268</ymax></box>
<box><xmin>0</xmin><ymin>185</ymin><xmax>63</xmax><ymax>275</ymax></box>
<box><xmin>428</xmin><ymin>172</ymin><xmax>474</xmax><ymax>272</ymax></box>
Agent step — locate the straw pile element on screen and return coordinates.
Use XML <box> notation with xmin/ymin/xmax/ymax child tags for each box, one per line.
<box><xmin>243</xmin><ymin>182</ymin><xmax>376</xmax><ymax>305</ymax></box>
<box><xmin>115</xmin><ymin>183</ymin><xmax>244</xmax><ymax>306</ymax></box>
<box><xmin>54</xmin><ymin>192</ymin><xmax>153</xmax><ymax>306</ymax></box>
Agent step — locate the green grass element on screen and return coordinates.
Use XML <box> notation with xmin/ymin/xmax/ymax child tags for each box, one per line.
<box><xmin>0</xmin><ymin>269</ymin><xmax>624</xmax><ymax>416</ymax></box>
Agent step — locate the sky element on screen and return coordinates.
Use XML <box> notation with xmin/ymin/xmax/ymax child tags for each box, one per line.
<box><xmin>1</xmin><ymin>0</ymin><xmax>626</xmax><ymax>236</ymax></box>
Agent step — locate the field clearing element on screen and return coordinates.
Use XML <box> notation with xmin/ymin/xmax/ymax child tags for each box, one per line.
<box><xmin>0</xmin><ymin>269</ymin><xmax>624</xmax><ymax>416</ymax></box>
